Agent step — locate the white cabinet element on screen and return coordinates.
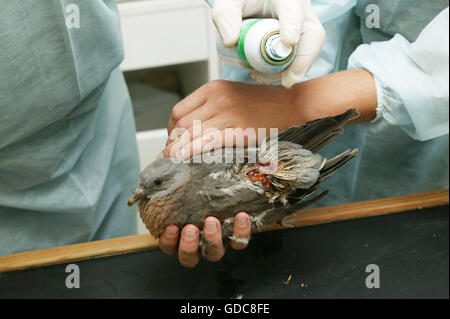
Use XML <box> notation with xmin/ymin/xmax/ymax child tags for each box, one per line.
<box><xmin>118</xmin><ymin>0</ymin><xmax>219</xmax><ymax>79</ymax></box>
<box><xmin>117</xmin><ymin>0</ymin><xmax>220</xmax><ymax>167</ymax></box>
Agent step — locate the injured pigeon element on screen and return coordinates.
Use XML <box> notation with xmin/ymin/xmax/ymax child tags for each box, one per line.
<box><xmin>128</xmin><ymin>109</ymin><xmax>359</xmax><ymax>255</ymax></box>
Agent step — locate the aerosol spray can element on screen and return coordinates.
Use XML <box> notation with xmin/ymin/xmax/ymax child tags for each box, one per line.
<box><xmin>216</xmin><ymin>18</ymin><xmax>296</xmax><ymax>73</ymax></box>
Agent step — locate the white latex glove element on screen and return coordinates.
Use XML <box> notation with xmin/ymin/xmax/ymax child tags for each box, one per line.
<box><xmin>212</xmin><ymin>0</ymin><xmax>325</xmax><ymax>88</ymax></box>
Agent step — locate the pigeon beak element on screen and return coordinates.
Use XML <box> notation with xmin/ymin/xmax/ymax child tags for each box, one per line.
<box><xmin>127</xmin><ymin>187</ymin><xmax>146</xmax><ymax>207</ymax></box>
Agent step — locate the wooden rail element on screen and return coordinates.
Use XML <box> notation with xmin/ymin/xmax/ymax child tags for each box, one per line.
<box><xmin>0</xmin><ymin>189</ymin><xmax>448</xmax><ymax>273</ymax></box>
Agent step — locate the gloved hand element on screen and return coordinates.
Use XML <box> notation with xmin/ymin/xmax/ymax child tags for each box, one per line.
<box><xmin>212</xmin><ymin>0</ymin><xmax>326</xmax><ymax>88</ymax></box>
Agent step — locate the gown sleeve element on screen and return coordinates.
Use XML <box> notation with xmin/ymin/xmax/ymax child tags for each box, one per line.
<box><xmin>348</xmin><ymin>7</ymin><xmax>449</xmax><ymax>141</ymax></box>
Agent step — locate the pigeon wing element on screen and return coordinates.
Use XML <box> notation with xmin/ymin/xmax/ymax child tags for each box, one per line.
<box><xmin>277</xmin><ymin>108</ymin><xmax>359</xmax><ymax>152</ymax></box>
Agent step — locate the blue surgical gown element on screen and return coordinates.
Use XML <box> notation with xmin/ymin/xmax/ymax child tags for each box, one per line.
<box><xmin>221</xmin><ymin>0</ymin><xmax>449</xmax><ymax>207</ymax></box>
<box><xmin>0</xmin><ymin>0</ymin><xmax>140</xmax><ymax>255</ymax></box>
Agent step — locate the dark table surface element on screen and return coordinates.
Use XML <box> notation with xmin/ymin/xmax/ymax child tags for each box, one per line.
<box><xmin>0</xmin><ymin>205</ymin><xmax>448</xmax><ymax>299</ymax></box>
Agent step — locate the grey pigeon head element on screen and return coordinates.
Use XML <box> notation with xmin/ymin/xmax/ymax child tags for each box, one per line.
<box><xmin>127</xmin><ymin>158</ymin><xmax>190</xmax><ymax>207</ymax></box>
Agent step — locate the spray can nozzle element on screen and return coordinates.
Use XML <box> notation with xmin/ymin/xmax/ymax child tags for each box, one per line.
<box><xmin>264</xmin><ymin>33</ymin><xmax>294</xmax><ymax>62</ymax></box>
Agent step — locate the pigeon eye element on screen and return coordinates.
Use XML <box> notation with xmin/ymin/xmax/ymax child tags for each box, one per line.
<box><xmin>154</xmin><ymin>179</ymin><xmax>162</xmax><ymax>186</ymax></box>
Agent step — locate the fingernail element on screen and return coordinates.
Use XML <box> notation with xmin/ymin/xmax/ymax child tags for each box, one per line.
<box><xmin>183</xmin><ymin>228</ymin><xmax>197</xmax><ymax>240</ymax></box>
<box><xmin>205</xmin><ymin>221</ymin><xmax>217</xmax><ymax>234</ymax></box>
<box><xmin>157</xmin><ymin>152</ymin><xmax>164</xmax><ymax>159</ymax></box>
<box><xmin>237</xmin><ymin>215</ymin><xmax>248</xmax><ymax>227</ymax></box>
<box><xmin>165</xmin><ymin>226</ymin><xmax>177</xmax><ymax>238</ymax></box>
